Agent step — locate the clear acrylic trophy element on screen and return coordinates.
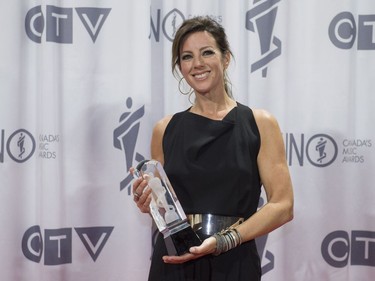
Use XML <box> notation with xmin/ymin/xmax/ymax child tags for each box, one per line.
<box><xmin>134</xmin><ymin>159</ymin><xmax>202</xmax><ymax>256</ymax></box>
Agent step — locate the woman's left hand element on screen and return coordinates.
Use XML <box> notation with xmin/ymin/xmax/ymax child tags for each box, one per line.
<box><xmin>162</xmin><ymin>236</ymin><xmax>216</xmax><ymax>264</ymax></box>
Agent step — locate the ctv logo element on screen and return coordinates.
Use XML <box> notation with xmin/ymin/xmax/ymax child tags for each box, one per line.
<box><xmin>321</xmin><ymin>230</ymin><xmax>375</xmax><ymax>268</ymax></box>
<box><xmin>329</xmin><ymin>12</ymin><xmax>375</xmax><ymax>50</ymax></box>
<box><xmin>22</xmin><ymin>225</ymin><xmax>114</xmax><ymax>265</ymax></box>
<box><xmin>25</xmin><ymin>5</ymin><xmax>111</xmax><ymax>43</ymax></box>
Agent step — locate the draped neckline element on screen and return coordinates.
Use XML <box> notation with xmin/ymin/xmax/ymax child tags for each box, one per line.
<box><xmin>186</xmin><ymin>102</ymin><xmax>238</xmax><ymax>122</ymax></box>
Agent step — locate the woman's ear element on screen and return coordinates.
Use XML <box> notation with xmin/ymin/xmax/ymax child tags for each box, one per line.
<box><xmin>224</xmin><ymin>51</ymin><xmax>230</xmax><ymax>69</ymax></box>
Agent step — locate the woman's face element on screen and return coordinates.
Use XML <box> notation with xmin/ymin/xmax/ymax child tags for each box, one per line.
<box><xmin>179</xmin><ymin>31</ymin><xmax>229</xmax><ymax>96</ymax></box>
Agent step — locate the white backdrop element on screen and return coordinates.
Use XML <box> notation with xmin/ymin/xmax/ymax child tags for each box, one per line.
<box><xmin>0</xmin><ymin>0</ymin><xmax>374</xmax><ymax>280</ymax></box>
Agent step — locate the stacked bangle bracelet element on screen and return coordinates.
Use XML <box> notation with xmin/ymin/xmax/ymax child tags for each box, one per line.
<box><xmin>212</xmin><ymin>227</ymin><xmax>242</xmax><ymax>256</ymax></box>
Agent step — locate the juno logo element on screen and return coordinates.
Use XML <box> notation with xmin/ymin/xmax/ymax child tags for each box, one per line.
<box><xmin>246</xmin><ymin>0</ymin><xmax>282</xmax><ymax>77</ymax></box>
<box><xmin>0</xmin><ymin>129</ymin><xmax>36</xmax><ymax>163</ymax></box>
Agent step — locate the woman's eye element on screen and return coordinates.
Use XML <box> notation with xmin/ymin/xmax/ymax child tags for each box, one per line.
<box><xmin>203</xmin><ymin>50</ymin><xmax>215</xmax><ymax>56</ymax></box>
<box><xmin>181</xmin><ymin>54</ymin><xmax>192</xmax><ymax>60</ymax></box>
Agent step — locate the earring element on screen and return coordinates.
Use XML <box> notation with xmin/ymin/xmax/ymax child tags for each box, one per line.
<box><xmin>178</xmin><ymin>77</ymin><xmax>192</xmax><ymax>95</ymax></box>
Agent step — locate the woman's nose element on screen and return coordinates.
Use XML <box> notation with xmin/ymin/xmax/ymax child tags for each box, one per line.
<box><xmin>193</xmin><ymin>55</ymin><xmax>204</xmax><ymax>67</ymax></box>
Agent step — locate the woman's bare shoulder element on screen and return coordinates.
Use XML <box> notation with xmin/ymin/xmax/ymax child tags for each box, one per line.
<box><xmin>252</xmin><ymin>108</ymin><xmax>278</xmax><ymax>128</ymax></box>
<box><xmin>153</xmin><ymin>115</ymin><xmax>173</xmax><ymax>134</ymax></box>
<box><xmin>151</xmin><ymin>115</ymin><xmax>173</xmax><ymax>163</ymax></box>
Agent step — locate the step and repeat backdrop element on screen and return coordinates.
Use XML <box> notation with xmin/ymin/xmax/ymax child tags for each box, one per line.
<box><xmin>0</xmin><ymin>0</ymin><xmax>374</xmax><ymax>280</ymax></box>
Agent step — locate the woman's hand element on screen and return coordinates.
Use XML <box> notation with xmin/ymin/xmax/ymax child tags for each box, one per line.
<box><xmin>162</xmin><ymin>236</ymin><xmax>217</xmax><ymax>264</ymax></box>
<box><xmin>130</xmin><ymin>167</ymin><xmax>152</xmax><ymax>213</ymax></box>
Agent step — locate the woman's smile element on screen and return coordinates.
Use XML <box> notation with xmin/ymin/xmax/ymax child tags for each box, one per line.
<box><xmin>192</xmin><ymin>71</ymin><xmax>210</xmax><ymax>80</ymax></box>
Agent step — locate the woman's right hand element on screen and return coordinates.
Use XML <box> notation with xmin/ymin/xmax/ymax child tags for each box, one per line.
<box><xmin>130</xmin><ymin>167</ymin><xmax>152</xmax><ymax>213</ymax></box>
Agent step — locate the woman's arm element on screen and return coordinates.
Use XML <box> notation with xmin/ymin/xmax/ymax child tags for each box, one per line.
<box><xmin>131</xmin><ymin>115</ymin><xmax>172</xmax><ymax>213</ymax></box>
<box><xmin>235</xmin><ymin>109</ymin><xmax>294</xmax><ymax>241</ymax></box>
<box><xmin>150</xmin><ymin>115</ymin><xmax>172</xmax><ymax>164</ymax></box>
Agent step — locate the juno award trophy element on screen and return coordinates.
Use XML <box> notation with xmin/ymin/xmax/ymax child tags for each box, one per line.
<box><xmin>134</xmin><ymin>159</ymin><xmax>202</xmax><ymax>256</ymax></box>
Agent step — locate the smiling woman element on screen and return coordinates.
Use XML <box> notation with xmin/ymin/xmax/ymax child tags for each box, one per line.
<box><xmin>178</xmin><ymin>31</ymin><xmax>229</xmax><ymax>99</ymax></box>
<box><xmin>172</xmin><ymin>16</ymin><xmax>234</xmax><ymax>102</ymax></box>
<box><xmin>131</xmin><ymin>16</ymin><xmax>294</xmax><ymax>281</ymax></box>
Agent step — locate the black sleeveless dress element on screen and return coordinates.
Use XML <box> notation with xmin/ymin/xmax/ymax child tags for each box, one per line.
<box><xmin>148</xmin><ymin>102</ymin><xmax>262</xmax><ymax>281</ymax></box>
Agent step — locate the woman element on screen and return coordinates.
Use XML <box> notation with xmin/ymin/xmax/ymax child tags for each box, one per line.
<box><xmin>132</xmin><ymin>16</ymin><xmax>294</xmax><ymax>280</ymax></box>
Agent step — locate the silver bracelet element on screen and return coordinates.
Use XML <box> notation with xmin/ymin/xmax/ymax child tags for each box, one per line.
<box><xmin>212</xmin><ymin>228</ymin><xmax>243</xmax><ymax>256</ymax></box>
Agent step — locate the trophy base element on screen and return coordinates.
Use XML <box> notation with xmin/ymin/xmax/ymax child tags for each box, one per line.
<box><xmin>164</xmin><ymin>224</ymin><xmax>202</xmax><ymax>256</ymax></box>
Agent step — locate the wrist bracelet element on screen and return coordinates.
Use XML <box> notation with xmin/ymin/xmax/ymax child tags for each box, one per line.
<box><xmin>212</xmin><ymin>227</ymin><xmax>243</xmax><ymax>256</ymax></box>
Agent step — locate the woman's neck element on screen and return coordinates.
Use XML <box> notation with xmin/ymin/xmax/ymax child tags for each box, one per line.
<box><xmin>190</xmin><ymin>96</ymin><xmax>237</xmax><ymax>120</ymax></box>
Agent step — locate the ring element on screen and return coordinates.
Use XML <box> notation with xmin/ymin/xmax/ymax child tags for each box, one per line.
<box><xmin>134</xmin><ymin>192</ymin><xmax>141</xmax><ymax>200</ymax></box>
